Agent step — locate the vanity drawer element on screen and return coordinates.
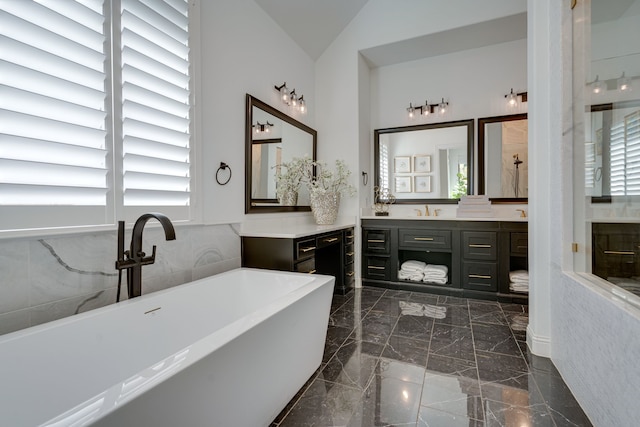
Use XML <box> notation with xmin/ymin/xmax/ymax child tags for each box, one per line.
<box><xmin>399</xmin><ymin>229</ymin><xmax>451</xmax><ymax>250</ymax></box>
<box><xmin>317</xmin><ymin>232</ymin><xmax>342</xmax><ymax>248</ymax></box>
<box><xmin>363</xmin><ymin>256</ymin><xmax>391</xmax><ymax>280</ymax></box>
<box><xmin>363</xmin><ymin>228</ymin><xmax>390</xmax><ymax>253</ymax></box>
<box><xmin>344</xmin><ymin>243</ymin><xmax>355</xmax><ymax>264</ymax></box>
<box><xmin>510</xmin><ymin>232</ymin><xmax>529</xmax><ymax>255</ymax></box>
<box><xmin>296</xmin><ymin>238</ymin><xmax>317</xmax><ymax>260</ymax></box>
<box><xmin>295</xmin><ymin>257</ymin><xmax>316</xmax><ymax>274</ymax></box>
<box><xmin>462</xmin><ymin>261</ymin><xmax>498</xmax><ymax>292</ymax></box>
<box><xmin>462</xmin><ymin>231</ymin><xmax>497</xmax><ymax>260</ymax></box>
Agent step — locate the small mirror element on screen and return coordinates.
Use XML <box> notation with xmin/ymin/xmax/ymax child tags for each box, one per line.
<box><xmin>478</xmin><ymin>114</ymin><xmax>528</xmax><ymax>203</ymax></box>
<box><xmin>374</xmin><ymin>120</ymin><xmax>474</xmax><ymax>203</ymax></box>
<box><xmin>245</xmin><ymin>94</ymin><xmax>317</xmax><ymax>213</ymax></box>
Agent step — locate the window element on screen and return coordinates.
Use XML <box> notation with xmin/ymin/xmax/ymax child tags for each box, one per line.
<box><xmin>0</xmin><ymin>0</ymin><xmax>193</xmax><ymax>232</ymax></box>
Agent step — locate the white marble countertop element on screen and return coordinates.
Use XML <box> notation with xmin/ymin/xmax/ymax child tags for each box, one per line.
<box><xmin>240</xmin><ymin>216</ymin><xmax>357</xmax><ymax>238</ymax></box>
<box><xmin>361</xmin><ymin>215</ymin><xmax>528</xmax><ymax>222</ymax></box>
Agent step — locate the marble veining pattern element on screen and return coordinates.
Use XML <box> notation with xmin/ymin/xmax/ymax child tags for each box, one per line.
<box><xmin>0</xmin><ymin>223</ymin><xmax>241</xmax><ymax>335</ymax></box>
<box><xmin>273</xmin><ymin>287</ymin><xmax>593</xmax><ymax>427</ymax></box>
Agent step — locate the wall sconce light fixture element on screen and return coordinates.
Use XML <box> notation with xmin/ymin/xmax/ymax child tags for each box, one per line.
<box><xmin>505</xmin><ymin>88</ymin><xmax>528</xmax><ymax>107</ymax></box>
<box><xmin>591</xmin><ymin>75</ymin><xmax>605</xmax><ymax>94</ymax></box>
<box><xmin>253</xmin><ymin>121</ymin><xmax>273</xmax><ymax>134</ymax></box>
<box><xmin>406</xmin><ymin>98</ymin><xmax>449</xmax><ymax>119</ymax></box>
<box><xmin>274</xmin><ymin>82</ymin><xmax>307</xmax><ymax>114</ymax></box>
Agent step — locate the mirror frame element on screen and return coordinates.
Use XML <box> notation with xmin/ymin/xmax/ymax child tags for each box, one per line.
<box><xmin>245</xmin><ymin>94</ymin><xmax>317</xmax><ymax>213</ymax></box>
<box><xmin>374</xmin><ymin>119</ymin><xmax>474</xmax><ymax>204</ymax></box>
<box><xmin>477</xmin><ymin>113</ymin><xmax>528</xmax><ymax>204</ymax></box>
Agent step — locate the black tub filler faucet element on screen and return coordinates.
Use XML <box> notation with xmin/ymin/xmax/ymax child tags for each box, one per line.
<box><xmin>115</xmin><ymin>213</ymin><xmax>176</xmax><ymax>300</ymax></box>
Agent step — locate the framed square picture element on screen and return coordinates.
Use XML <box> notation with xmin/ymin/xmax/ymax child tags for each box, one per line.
<box><xmin>414</xmin><ymin>155</ymin><xmax>431</xmax><ymax>173</ymax></box>
<box><xmin>395</xmin><ymin>176</ymin><xmax>412</xmax><ymax>193</ymax></box>
<box><xmin>414</xmin><ymin>175</ymin><xmax>431</xmax><ymax>193</ymax></box>
<box><xmin>394</xmin><ymin>156</ymin><xmax>411</xmax><ymax>173</ymax></box>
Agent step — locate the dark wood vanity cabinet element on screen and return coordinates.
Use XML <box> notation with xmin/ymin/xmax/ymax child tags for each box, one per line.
<box><xmin>361</xmin><ymin>219</ymin><xmax>528</xmax><ymax>302</ymax></box>
<box><xmin>242</xmin><ymin>227</ymin><xmax>355</xmax><ymax>295</ymax></box>
<box><xmin>592</xmin><ymin>222</ymin><xmax>640</xmax><ymax>281</ymax></box>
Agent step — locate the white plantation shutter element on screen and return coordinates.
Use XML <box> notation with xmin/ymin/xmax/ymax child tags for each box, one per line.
<box><xmin>0</xmin><ymin>0</ymin><xmax>193</xmax><ymax>231</ymax></box>
<box><xmin>120</xmin><ymin>0</ymin><xmax>191</xmax><ymax>214</ymax></box>
<box><xmin>0</xmin><ymin>0</ymin><xmax>108</xmax><ymax>227</ymax></box>
<box><xmin>609</xmin><ymin>111</ymin><xmax>640</xmax><ymax>196</ymax></box>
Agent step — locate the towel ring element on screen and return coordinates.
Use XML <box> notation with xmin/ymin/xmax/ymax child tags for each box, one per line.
<box><xmin>216</xmin><ymin>162</ymin><xmax>232</xmax><ymax>185</ymax></box>
<box><xmin>362</xmin><ymin>171</ymin><xmax>368</xmax><ymax>186</ymax></box>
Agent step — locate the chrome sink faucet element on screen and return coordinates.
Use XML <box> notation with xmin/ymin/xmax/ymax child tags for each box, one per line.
<box><xmin>115</xmin><ymin>213</ymin><xmax>176</xmax><ymax>300</ymax></box>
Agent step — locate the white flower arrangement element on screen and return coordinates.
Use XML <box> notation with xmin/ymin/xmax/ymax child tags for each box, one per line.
<box><xmin>273</xmin><ymin>156</ymin><xmax>308</xmax><ymax>199</ymax></box>
<box><xmin>304</xmin><ymin>159</ymin><xmax>356</xmax><ymax>197</ymax></box>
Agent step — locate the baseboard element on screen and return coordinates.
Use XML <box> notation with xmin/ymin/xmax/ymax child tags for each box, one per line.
<box><xmin>526</xmin><ymin>324</ymin><xmax>551</xmax><ymax>357</ymax></box>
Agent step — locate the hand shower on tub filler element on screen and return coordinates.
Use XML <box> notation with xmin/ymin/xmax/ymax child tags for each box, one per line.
<box><xmin>115</xmin><ymin>213</ymin><xmax>176</xmax><ymax>301</ymax></box>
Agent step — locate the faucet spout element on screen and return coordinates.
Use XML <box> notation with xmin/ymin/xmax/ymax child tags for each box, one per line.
<box><xmin>116</xmin><ymin>212</ymin><xmax>176</xmax><ymax>300</ymax></box>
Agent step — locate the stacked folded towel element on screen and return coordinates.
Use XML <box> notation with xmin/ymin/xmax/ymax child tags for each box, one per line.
<box><xmin>509</xmin><ymin>270</ymin><xmax>529</xmax><ymax>293</ymax></box>
<box><xmin>398</xmin><ymin>260</ymin><xmax>426</xmax><ymax>281</ymax></box>
<box><xmin>423</xmin><ymin>264</ymin><xmax>448</xmax><ymax>285</ymax></box>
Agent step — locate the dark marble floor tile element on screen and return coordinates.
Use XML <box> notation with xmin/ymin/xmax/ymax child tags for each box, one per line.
<box><xmin>409</xmin><ymin>292</ymin><xmax>439</xmax><ymax>305</ymax></box>
<box><xmin>330</xmin><ymin>293</ymin><xmax>353</xmax><ymax>313</ymax></box>
<box><xmin>323</xmin><ymin>325</ymin><xmax>354</xmax><ymax>363</ymax></box>
<box><xmin>523</xmin><ymin>349</ymin><xmax>562</xmax><ymax>377</ymax></box>
<box><xmin>321</xmin><ymin>339</ymin><xmax>383</xmax><ymax>390</ymax></box>
<box><xmin>483</xmin><ymin>398</ymin><xmax>555</xmax><ymax>427</ymax></box>
<box><xmin>499</xmin><ymin>302</ymin><xmax>528</xmax><ymax>313</ymax></box>
<box><xmin>370</xmin><ymin>295</ymin><xmax>407</xmax><ymax>318</ymax></box>
<box><xmin>476</xmin><ymin>351</ymin><xmax>528</xmax><ymax>383</ymax></box>
<box><xmin>472</xmin><ymin>322</ymin><xmax>522</xmax><ymax>357</ymax></box>
<box><xmin>437</xmin><ymin>295</ymin><xmax>468</xmax><ymax>306</ymax></box>
<box><xmin>383</xmin><ymin>335</ymin><xmax>430</xmax><ymax>366</ymax></box>
<box><xmin>417</xmin><ymin>406</ymin><xmax>485</xmax><ymax>427</ymax></box>
<box><xmin>469</xmin><ymin>302</ymin><xmax>508</xmax><ymax>326</ymax></box>
<box><xmin>277</xmin><ymin>378</ymin><xmax>362</xmax><ymax>427</ymax></box>
<box><xmin>548</xmin><ymin>406</ymin><xmax>594</xmax><ymax>427</ymax></box>
<box><xmin>271</xmin><ymin>366</ymin><xmax>323</xmax><ymax>425</ymax></box>
<box><xmin>383</xmin><ymin>288</ymin><xmax>413</xmax><ymax>299</ymax></box>
<box><xmin>359</xmin><ymin>311</ymin><xmax>397</xmax><ymax>344</ymax></box>
<box><xmin>426</xmin><ymin>354</ymin><xmax>479</xmax><ymax>381</ymax></box>
<box><xmin>434</xmin><ymin>304</ymin><xmax>471</xmax><ymax>328</ymax></box>
<box><xmin>377</xmin><ymin>357</ymin><xmax>427</xmax><ymax>384</ymax></box>
<box><xmin>480</xmin><ymin>373</ymin><xmax>545</xmax><ymax>406</ymax></box>
<box><xmin>533</xmin><ymin>370</ymin><xmax>593</xmax><ymax>426</ymax></box>
<box><xmin>329</xmin><ymin>304</ymin><xmax>364</xmax><ymax>329</ymax></box>
<box><xmin>348</xmin><ymin>375</ymin><xmax>422</xmax><ymax>427</ymax></box>
<box><xmin>429</xmin><ymin>323</ymin><xmax>476</xmax><ymax>361</ymax></box>
<box><xmin>392</xmin><ymin>312</ymin><xmax>434</xmax><ymax>342</ymax></box>
<box><xmin>421</xmin><ymin>372</ymin><xmax>484</xmax><ymax>420</ymax></box>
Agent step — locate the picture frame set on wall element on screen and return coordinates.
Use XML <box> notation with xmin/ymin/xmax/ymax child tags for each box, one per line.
<box><xmin>414</xmin><ymin>155</ymin><xmax>431</xmax><ymax>173</ymax></box>
<box><xmin>394</xmin><ymin>155</ymin><xmax>432</xmax><ymax>193</ymax></box>
<box><xmin>394</xmin><ymin>156</ymin><xmax>411</xmax><ymax>173</ymax></box>
<box><xmin>395</xmin><ymin>176</ymin><xmax>412</xmax><ymax>193</ymax></box>
<box><xmin>414</xmin><ymin>175</ymin><xmax>431</xmax><ymax>192</ymax></box>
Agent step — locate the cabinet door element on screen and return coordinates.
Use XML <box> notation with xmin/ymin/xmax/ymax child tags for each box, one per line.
<box><xmin>363</xmin><ymin>256</ymin><xmax>391</xmax><ymax>280</ymax></box>
<box><xmin>296</xmin><ymin>238</ymin><xmax>316</xmax><ymax>260</ymax></box>
<box><xmin>462</xmin><ymin>231</ymin><xmax>497</xmax><ymax>260</ymax></box>
<box><xmin>510</xmin><ymin>232</ymin><xmax>528</xmax><ymax>256</ymax></box>
<box><xmin>462</xmin><ymin>261</ymin><xmax>498</xmax><ymax>292</ymax></box>
<box><xmin>399</xmin><ymin>229</ymin><xmax>451</xmax><ymax>250</ymax></box>
<box><xmin>364</xmin><ymin>228</ymin><xmax>390</xmax><ymax>254</ymax></box>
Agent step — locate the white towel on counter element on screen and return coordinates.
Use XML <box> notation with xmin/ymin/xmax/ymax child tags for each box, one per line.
<box><xmin>400</xmin><ymin>260</ymin><xmax>427</xmax><ymax>272</ymax></box>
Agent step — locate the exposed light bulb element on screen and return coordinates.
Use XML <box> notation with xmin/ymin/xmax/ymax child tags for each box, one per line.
<box><xmin>438</xmin><ymin>98</ymin><xmax>447</xmax><ymax>115</ymax></box>
<box><xmin>280</xmin><ymin>83</ymin><xmax>289</xmax><ymax>102</ymax></box>
<box><xmin>618</xmin><ymin>72</ymin><xmax>632</xmax><ymax>92</ymax></box>
<box><xmin>290</xmin><ymin>90</ymin><xmax>298</xmax><ymax>107</ymax></box>
<box><xmin>507</xmin><ymin>89</ymin><xmax>518</xmax><ymax>107</ymax></box>
<box><xmin>299</xmin><ymin>97</ymin><xmax>306</xmax><ymax>114</ymax></box>
<box><xmin>407</xmin><ymin>103</ymin><xmax>415</xmax><ymax>119</ymax></box>
<box><xmin>592</xmin><ymin>75</ymin><xmax>605</xmax><ymax>94</ymax></box>
<box><xmin>423</xmin><ymin>100</ymin><xmax>430</xmax><ymax>116</ymax></box>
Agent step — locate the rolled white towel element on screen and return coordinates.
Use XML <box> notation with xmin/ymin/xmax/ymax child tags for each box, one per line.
<box><xmin>424</xmin><ymin>276</ymin><xmax>447</xmax><ymax>285</ymax></box>
<box><xmin>401</xmin><ymin>260</ymin><xmax>427</xmax><ymax>272</ymax></box>
<box><xmin>424</xmin><ymin>264</ymin><xmax>448</xmax><ymax>277</ymax></box>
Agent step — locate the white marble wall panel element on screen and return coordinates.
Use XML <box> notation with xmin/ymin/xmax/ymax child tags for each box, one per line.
<box><xmin>0</xmin><ymin>223</ymin><xmax>241</xmax><ymax>336</ymax></box>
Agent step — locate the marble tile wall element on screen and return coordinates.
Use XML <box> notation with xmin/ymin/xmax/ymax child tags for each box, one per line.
<box><xmin>0</xmin><ymin>223</ymin><xmax>241</xmax><ymax>336</ymax></box>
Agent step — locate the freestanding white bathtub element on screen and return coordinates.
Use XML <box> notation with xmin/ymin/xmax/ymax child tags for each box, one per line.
<box><xmin>0</xmin><ymin>268</ymin><xmax>335</xmax><ymax>427</ymax></box>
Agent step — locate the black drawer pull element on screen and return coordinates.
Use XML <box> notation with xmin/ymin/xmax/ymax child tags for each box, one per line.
<box><xmin>324</xmin><ymin>237</ymin><xmax>339</xmax><ymax>243</ymax></box>
<box><xmin>414</xmin><ymin>237</ymin><xmax>434</xmax><ymax>241</ymax></box>
<box><xmin>469</xmin><ymin>244</ymin><xmax>491</xmax><ymax>248</ymax></box>
<box><xmin>300</xmin><ymin>246</ymin><xmax>316</xmax><ymax>252</ymax></box>
<box><xmin>368</xmin><ymin>265</ymin><xmax>385</xmax><ymax>270</ymax></box>
<box><xmin>368</xmin><ymin>239</ymin><xmax>385</xmax><ymax>243</ymax></box>
<box><xmin>469</xmin><ymin>274</ymin><xmax>491</xmax><ymax>279</ymax></box>
<box><xmin>604</xmin><ymin>250</ymin><xmax>635</xmax><ymax>255</ymax></box>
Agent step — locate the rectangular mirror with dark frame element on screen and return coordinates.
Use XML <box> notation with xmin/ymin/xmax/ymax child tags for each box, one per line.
<box><xmin>477</xmin><ymin>113</ymin><xmax>528</xmax><ymax>203</ymax></box>
<box><xmin>245</xmin><ymin>94</ymin><xmax>317</xmax><ymax>213</ymax></box>
<box><xmin>374</xmin><ymin>119</ymin><xmax>474</xmax><ymax>204</ymax></box>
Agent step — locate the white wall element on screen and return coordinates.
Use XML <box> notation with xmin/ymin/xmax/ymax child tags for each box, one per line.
<box><xmin>199</xmin><ymin>0</ymin><xmax>315</xmax><ymax>223</ymax></box>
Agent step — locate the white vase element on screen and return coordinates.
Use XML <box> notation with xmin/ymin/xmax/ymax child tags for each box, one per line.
<box><xmin>279</xmin><ymin>190</ymin><xmax>298</xmax><ymax>206</ymax></box>
<box><xmin>310</xmin><ymin>192</ymin><xmax>340</xmax><ymax>225</ymax></box>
